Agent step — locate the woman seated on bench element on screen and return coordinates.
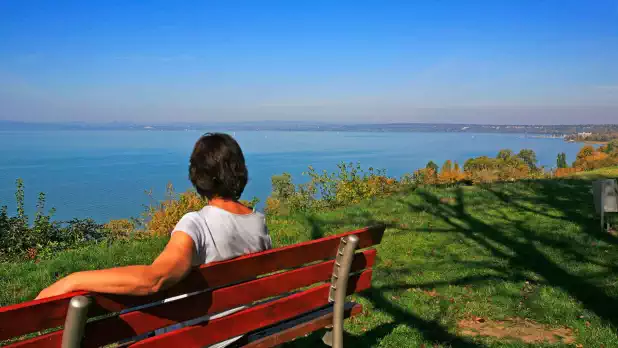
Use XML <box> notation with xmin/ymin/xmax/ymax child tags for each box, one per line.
<box><xmin>36</xmin><ymin>133</ymin><xmax>272</xmax><ymax>346</ymax></box>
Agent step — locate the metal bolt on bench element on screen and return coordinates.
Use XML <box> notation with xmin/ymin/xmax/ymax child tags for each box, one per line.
<box><xmin>323</xmin><ymin>235</ymin><xmax>360</xmax><ymax>348</ymax></box>
<box><xmin>61</xmin><ymin>296</ymin><xmax>91</xmax><ymax>348</ymax></box>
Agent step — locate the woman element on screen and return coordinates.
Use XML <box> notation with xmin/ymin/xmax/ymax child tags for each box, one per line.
<box><xmin>36</xmin><ymin>133</ymin><xmax>272</xmax><ymax>345</ymax></box>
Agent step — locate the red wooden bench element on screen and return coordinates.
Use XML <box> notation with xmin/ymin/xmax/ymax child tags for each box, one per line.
<box><xmin>0</xmin><ymin>226</ymin><xmax>384</xmax><ymax>348</ymax></box>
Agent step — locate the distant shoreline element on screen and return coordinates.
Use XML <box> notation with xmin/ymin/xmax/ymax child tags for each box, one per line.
<box><xmin>581</xmin><ymin>140</ymin><xmax>609</xmax><ymax>145</ymax></box>
<box><xmin>1</xmin><ymin>121</ymin><xmax>617</xmax><ymax>139</ymax></box>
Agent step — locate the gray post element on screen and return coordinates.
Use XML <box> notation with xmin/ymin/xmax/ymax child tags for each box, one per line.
<box><xmin>323</xmin><ymin>235</ymin><xmax>359</xmax><ymax>348</ymax></box>
<box><xmin>61</xmin><ymin>296</ymin><xmax>91</xmax><ymax>348</ymax></box>
<box><xmin>593</xmin><ymin>180</ymin><xmax>618</xmax><ymax>232</ymax></box>
<box><xmin>602</xmin><ymin>180</ymin><xmax>606</xmax><ymax>231</ymax></box>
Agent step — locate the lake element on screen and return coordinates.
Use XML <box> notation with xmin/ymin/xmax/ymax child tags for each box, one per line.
<box><xmin>0</xmin><ymin>130</ymin><xmax>582</xmax><ymax>222</ymax></box>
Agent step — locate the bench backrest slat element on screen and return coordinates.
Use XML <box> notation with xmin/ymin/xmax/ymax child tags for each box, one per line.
<box><xmin>0</xmin><ymin>226</ymin><xmax>385</xmax><ymax>346</ymax></box>
<box><xmin>130</xmin><ymin>270</ymin><xmax>373</xmax><ymax>348</ymax></box>
<box><xmin>7</xmin><ymin>249</ymin><xmax>376</xmax><ymax>348</ymax></box>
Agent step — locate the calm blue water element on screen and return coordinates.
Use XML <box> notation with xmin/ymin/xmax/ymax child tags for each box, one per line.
<box><xmin>0</xmin><ymin>131</ymin><xmax>582</xmax><ymax>222</ymax></box>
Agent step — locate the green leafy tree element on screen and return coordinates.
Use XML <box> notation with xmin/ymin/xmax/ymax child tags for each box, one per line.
<box><xmin>557</xmin><ymin>152</ymin><xmax>568</xmax><ymax>168</ymax></box>
<box><xmin>464</xmin><ymin>156</ymin><xmax>497</xmax><ymax>172</ymax></box>
<box><xmin>497</xmin><ymin>149</ymin><xmax>524</xmax><ymax>169</ymax></box>
<box><xmin>497</xmin><ymin>149</ymin><xmax>515</xmax><ymax>162</ymax></box>
<box><xmin>517</xmin><ymin>149</ymin><xmax>538</xmax><ymax>170</ymax></box>
<box><xmin>426</xmin><ymin>161</ymin><xmax>439</xmax><ymax>176</ymax></box>
<box><xmin>271</xmin><ymin>173</ymin><xmax>296</xmax><ymax>200</ymax></box>
<box><xmin>604</xmin><ymin>140</ymin><xmax>618</xmax><ymax>155</ymax></box>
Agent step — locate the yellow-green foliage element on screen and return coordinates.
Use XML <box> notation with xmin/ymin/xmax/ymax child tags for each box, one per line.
<box><xmin>104</xmin><ymin>219</ymin><xmax>136</xmax><ymax>239</ymax></box>
<box><xmin>268</xmin><ymin>162</ymin><xmax>400</xmax><ymax>215</ymax></box>
<box><xmin>143</xmin><ymin>184</ymin><xmax>259</xmax><ymax>236</ymax></box>
<box><xmin>145</xmin><ymin>184</ymin><xmax>207</xmax><ymax>236</ymax></box>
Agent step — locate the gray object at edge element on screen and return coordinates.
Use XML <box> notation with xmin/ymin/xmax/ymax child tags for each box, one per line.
<box><xmin>592</xmin><ymin>179</ymin><xmax>618</xmax><ymax>231</ymax></box>
<box><xmin>61</xmin><ymin>296</ymin><xmax>91</xmax><ymax>348</ymax></box>
<box><xmin>323</xmin><ymin>235</ymin><xmax>360</xmax><ymax>348</ymax></box>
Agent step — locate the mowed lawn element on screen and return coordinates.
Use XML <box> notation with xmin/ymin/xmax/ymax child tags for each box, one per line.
<box><xmin>2</xmin><ymin>168</ymin><xmax>618</xmax><ymax>347</ymax></box>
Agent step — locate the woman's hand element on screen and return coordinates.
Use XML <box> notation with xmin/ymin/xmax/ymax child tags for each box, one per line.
<box><xmin>36</xmin><ymin>276</ymin><xmax>75</xmax><ymax>300</ymax></box>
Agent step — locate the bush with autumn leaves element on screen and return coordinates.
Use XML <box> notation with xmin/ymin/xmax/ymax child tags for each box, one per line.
<box><xmin>554</xmin><ymin>141</ymin><xmax>618</xmax><ymax>177</ymax></box>
<box><xmin>410</xmin><ymin>149</ymin><xmax>542</xmax><ymax>186</ymax></box>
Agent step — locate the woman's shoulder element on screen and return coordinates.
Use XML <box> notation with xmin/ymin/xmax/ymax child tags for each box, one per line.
<box><xmin>202</xmin><ymin>205</ymin><xmax>265</xmax><ymax>219</ymax></box>
<box><xmin>180</xmin><ymin>210</ymin><xmax>203</xmax><ymax>221</ymax></box>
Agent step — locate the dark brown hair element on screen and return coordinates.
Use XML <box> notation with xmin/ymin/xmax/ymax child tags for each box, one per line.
<box><xmin>189</xmin><ymin>133</ymin><xmax>248</xmax><ymax>200</ymax></box>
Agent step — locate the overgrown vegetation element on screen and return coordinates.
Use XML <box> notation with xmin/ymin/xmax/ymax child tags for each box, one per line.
<box><xmin>0</xmin><ymin>179</ymin><xmax>108</xmax><ymax>261</ymax></box>
<box><xmin>142</xmin><ymin>183</ymin><xmax>260</xmax><ymax>236</ymax></box>
<box><xmin>265</xmin><ymin>163</ymin><xmax>400</xmax><ymax>215</ymax></box>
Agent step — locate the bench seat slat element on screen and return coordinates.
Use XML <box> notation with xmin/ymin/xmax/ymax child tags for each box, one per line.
<box><xmin>0</xmin><ymin>226</ymin><xmax>384</xmax><ymax>342</ymax></box>
<box><xmin>242</xmin><ymin>302</ymin><xmax>363</xmax><ymax>348</ymax></box>
<box><xmin>129</xmin><ymin>270</ymin><xmax>373</xmax><ymax>348</ymax></box>
<box><xmin>4</xmin><ymin>250</ymin><xmax>375</xmax><ymax>348</ymax></box>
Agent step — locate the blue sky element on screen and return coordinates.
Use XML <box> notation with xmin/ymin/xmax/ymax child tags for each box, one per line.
<box><xmin>1</xmin><ymin>0</ymin><xmax>617</xmax><ymax>124</ymax></box>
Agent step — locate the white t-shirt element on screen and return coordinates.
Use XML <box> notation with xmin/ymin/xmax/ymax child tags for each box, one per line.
<box><xmin>157</xmin><ymin>205</ymin><xmax>272</xmax><ymax>347</ymax></box>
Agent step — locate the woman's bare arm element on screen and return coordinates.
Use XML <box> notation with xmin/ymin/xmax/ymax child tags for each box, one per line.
<box><xmin>35</xmin><ymin>232</ymin><xmax>195</xmax><ymax>299</ymax></box>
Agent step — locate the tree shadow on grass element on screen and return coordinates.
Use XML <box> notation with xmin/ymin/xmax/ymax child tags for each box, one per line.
<box><xmin>483</xmin><ymin>179</ymin><xmax>618</xmax><ymax>245</ymax></box>
<box><xmin>290</xmin><ymin>176</ymin><xmax>618</xmax><ymax>346</ymax></box>
<box><xmin>295</xmin><ymin>207</ymin><xmax>487</xmax><ymax>346</ymax></box>
<box><xmin>353</xmin><ymin>288</ymin><xmax>483</xmax><ymax>347</ymax></box>
<box><xmin>285</xmin><ymin>287</ymin><xmax>484</xmax><ymax>348</ymax></box>
<box><xmin>405</xmin><ymin>182</ymin><xmax>618</xmax><ymax>329</ymax></box>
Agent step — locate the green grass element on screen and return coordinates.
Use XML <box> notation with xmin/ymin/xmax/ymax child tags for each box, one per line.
<box><xmin>3</xmin><ymin>168</ymin><xmax>618</xmax><ymax>347</ymax></box>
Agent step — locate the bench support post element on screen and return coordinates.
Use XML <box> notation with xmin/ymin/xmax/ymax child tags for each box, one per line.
<box><xmin>324</xmin><ymin>235</ymin><xmax>359</xmax><ymax>348</ymax></box>
<box><xmin>61</xmin><ymin>295</ymin><xmax>91</xmax><ymax>348</ymax></box>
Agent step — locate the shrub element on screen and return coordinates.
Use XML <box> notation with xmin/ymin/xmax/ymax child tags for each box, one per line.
<box><xmin>0</xmin><ymin>179</ymin><xmax>108</xmax><ymax>260</ymax></box>
<box><xmin>268</xmin><ymin>162</ymin><xmax>399</xmax><ymax>215</ymax></box>
<box><xmin>143</xmin><ymin>182</ymin><xmax>259</xmax><ymax>236</ymax></box>
<box><xmin>413</xmin><ymin>168</ymin><xmax>438</xmax><ymax>185</ymax></box>
<box><xmin>145</xmin><ymin>183</ymin><xmax>207</xmax><ymax>236</ymax></box>
<box><xmin>573</xmin><ymin>146</ymin><xmax>618</xmax><ymax>170</ymax></box>
<box><xmin>466</xmin><ymin>169</ymin><xmax>500</xmax><ymax>184</ymax></box>
<box><xmin>104</xmin><ymin>219</ymin><xmax>136</xmax><ymax>239</ymax></box>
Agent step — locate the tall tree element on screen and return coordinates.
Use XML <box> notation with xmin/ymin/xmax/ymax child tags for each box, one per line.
<box><xmin>517</xmin><ymin>149</ymin><xmax>538</xmax><ymax>170</ymax></box>
<box><xmin>426</xmin><ymin>161</ymin><xmax>439</xmax><ymax>175</ymax></box>
<box><xmin>556</xmin><ymin>152</ymin><xmax>568</xmax><ymax>168</ymax></box>
<box><xmin>497</xmin><ymin>149</ymin><xmax>515</xmax><ymax>162</ymax></box>
<box><xmin>605</xmin><ymin>140</ymin><xmax>618</xmax><ymax>154</ymax></box>
<box><xmin>441</xmin><ymin>160</ymin><xmax>453</xmax><ymax>173</ymax></box>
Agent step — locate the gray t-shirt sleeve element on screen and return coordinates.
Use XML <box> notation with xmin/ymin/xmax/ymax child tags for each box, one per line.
<box><xmin>172</xmin><ymin>212</ymin><xmax>204</xmax><ymax>264</ymax></box>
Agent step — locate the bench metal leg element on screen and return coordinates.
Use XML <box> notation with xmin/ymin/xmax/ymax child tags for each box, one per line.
<box><xmin>323</xmin><ymin>235</ymin><xmax>359</xmax><ymax>348</ymax></box>
<box><xmin>61</xmin><ymin>296</ymin><xmax>92</xmax><ymax>348</ymax></box>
